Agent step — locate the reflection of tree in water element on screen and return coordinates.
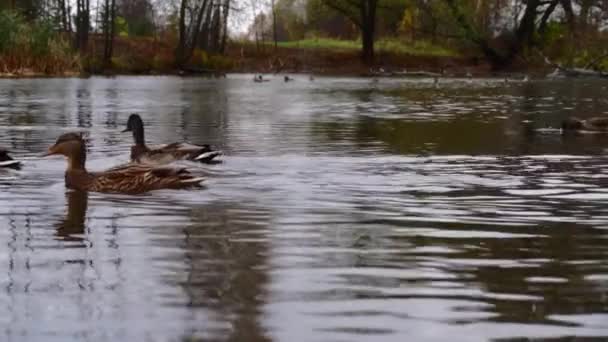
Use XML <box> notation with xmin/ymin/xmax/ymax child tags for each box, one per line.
<box><xmin>178</xmin><ymin>82</ymin><xmax>228</xmax><ymax>148</ymax></box>
<box><xmin>390</xmin><ymin>219</ymin><xmax>608</xmax><ymax>325</ymax></box>
<box><xmin>310</xmin><ymin>82</ymin><xmax>608</xmax><ymax>156</ymax></box>
<box><xmin>76</xmin><ymin>85</ymin><xmax>92</xmax><ymax>128</ymax></box>
<box><xmin>55</xmin><ymin>191</ymin><xmax>88</xmax><ymax>242</ymax></box>
<box><xmin>310</xmin><ymin>116</ymin><xmax>506</xmax><ymax>155</ymax></box>
<box><xmin>180</xmin><ymin>202</ymin><xmax>271</xmax><ymax>342</ymax></box>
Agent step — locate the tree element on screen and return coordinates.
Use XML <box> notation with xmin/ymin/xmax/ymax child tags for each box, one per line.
<box><xmin>102</xmin><ymin>0</ymin><xmax>116</xmax><ymax>66</ymax></box>
<box><xmin>116</xmin><ymin>0</ymin><xmax>155</xmax><ymax>36</ymax></box>
<box><xmin>271</xmin><ymin>0</ymin><xmax>278</xmax><ymax>50</ymax></box>
<box><xmin>442</xmin><ymin>0</ymin><xmax>577</xmax><ymax>69</ymax></box>
<box><xmin>75</xmin><ymin>0</ymin><xmax>90</xmax><ymax>52</ymax></box>
<box><xmin>322</xmin><ymin>0</ymin><xmax>378</xmax><ymax>64</ymax></box>
<box><xmin>174</xmin><ymin>0</ymin><xmax>232</xmax><ymax>67</ymax></box>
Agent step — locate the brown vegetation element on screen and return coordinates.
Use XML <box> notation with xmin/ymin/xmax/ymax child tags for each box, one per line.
<box><xmin>226</xmin><ymin>42</ymin><xmax>480</xmax><ymax>76</ymax></box>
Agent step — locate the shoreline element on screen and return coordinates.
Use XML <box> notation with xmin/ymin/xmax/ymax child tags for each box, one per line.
<box><xmin>0</xmin><ymin>42</ymin><xmax>552</xmax><ymax>79</ymax></box>
<box><xmin>0</xmin><ymin>68</ymin><xmax>544</xmax><ymax>79</ymax></box>
<box><xmin>0</xmin><ymin>57</ymin><xmax>546</xmax><ymax>79</ymax></box>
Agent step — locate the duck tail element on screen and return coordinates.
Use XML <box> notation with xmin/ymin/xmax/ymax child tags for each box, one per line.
<box><xmin>180</xmin><ymin>176</ymin><xmax>205</xmax><ymax>187</ymax></box>
<box><xmin>0</xmin><ymin>160</ymin><xmax>21</xmax><ymax>169</ymax></box>
<box><xmin>194</xmin><ymin>150</ymin><xmax>222</xmax><ymax>162</ymax></box>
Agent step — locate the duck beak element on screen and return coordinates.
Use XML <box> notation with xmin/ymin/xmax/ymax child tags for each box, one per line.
<box><xmin>42</xmin><ymin>146</ymin><xmax>57</xmax><ymax>157</ymax></box>
<box><xmin>121</xmin><ymin>127</ymin><xmax>130</xmax><ymax>133</ymax></box>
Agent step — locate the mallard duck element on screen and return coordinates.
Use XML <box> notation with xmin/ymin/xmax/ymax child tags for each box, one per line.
<box><xmin>0</xmin><ymin>148</ymin><xmax>21</xmax><ymax>169</ymax></box>
<box><xmin>44</xmin><ymin>132</ymin><xmax>204</xmax><ymax>194</ymax></box>
<box><xmin>123</xmin><ymin>114</ymin><xmax>222</xmax><ymax>164</ymax></box>
<box><xmin>561</xmin><ymin>117</ymin><xmax>608</xmax><ymax>133</ymax></box>
<box><xmin>253</xmin><ymin>75</ymin><xmax>269</xmax><ymax>83</ymax></box>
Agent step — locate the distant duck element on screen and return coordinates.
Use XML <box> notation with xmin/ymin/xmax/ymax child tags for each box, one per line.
<box><xmin>284</xmin><ymin>75</ymin><xmax>294</xmax><ymax>82</ymax></box>
<box><xmin>44</xmin><ymin>132</ymin><xmax>204</xmax><ymax>194</ymax></box>
<box><xmin>0</xmin><ymin>149</ymin><xmax>20</xmax><ymax>169</ymax></box>
<box><xmin>253</xmin><ymin>75</ymin><xmax>268</xmax><ymax>83</ymax></box>
<box><xmin>561</xmin><ymin>117</ymin><xmax>608</xmax><ymax>133</ymax></box>
<box><xmin>123</xmin><ymin>114</ymin><xmax>222</xmax><ymax>164</ymax></box>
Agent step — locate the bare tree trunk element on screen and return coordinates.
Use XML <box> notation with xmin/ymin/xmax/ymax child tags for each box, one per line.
<box><xmin>210</xmin><ymin>1</ymin><xmax>221</xmax><ymax>52</ymax></box>
<box><xmin>219</xmin><ymin>0</ymin><xmax>230</xmax><ymax>53</ymax></box>
<box><xmin>76</xmin><ymin>0</ymin><xmax>90</xmax><ymax>52</ymax></box>
<box><xmin>75</xmin><ymin>0</ymin><xmax>83</xmax><ymax>50</ymax></box>
<box><xmin>559</xmin><ymin>0</ymin><xmax>575</xmax><ymax>34</ymax></box>
<box><xmin>186</xmin><ymin>0</ymin><xmax>210</xmax><ymax>61</ymax></box>
<box><xmin>538</xmin><ymin>0</ymin><xmax>560</xmax><ymax>38</ymax></box>
<box><xmin>58</xmin><ymin>0</ymin><xmax>68</xmax><ymax>31</ymax></box>
<box><xmin>579</xmin><ymin>0</ymin><xmax>594</xmax><ymax>28</ymax></box>
<box><xmin>271</xmin><ymin>0</ymin><xmax>277</xmax><ymax>51</ymax></box>
<box><xmin>322</xmin><ymin>0</ymin><xmax>377</xmax><ymax>64</ymax></box>
<box><xmin>103</xmin><ymin>0</ymin><xmax>109</xmax><ymax>63</ymax></box>
<box><xmin>199</xmin><ymin>0</ymin><xmax>215</xmax><ymax>51</ymax></box>
<box><xmin>444</xmin><ymin>0</ymin><xmax>507</xmax><ymax>68</ymax></box>
<box><xmin>67</xmin><ymin>3</ymin><xmax>72</xmax><ymax>32</ymax></box>
<box><xmin>109</xmin><ymin>0</ymin><xmax>115</xmax><ymax>57</ymax></box>
<box><xmin>175</xmin><ymin>0</ymin><xmax>188</xmax><ymax>67</ymax></box>
<box><xmin>360</xmin><ymin>0</ymin><xmax>376</xmax><ymax>64</ymax></box>
<box><xmin>85</xmin><ymin>0</ymin><xmax>89</xmax><ymax>47</ymax></box>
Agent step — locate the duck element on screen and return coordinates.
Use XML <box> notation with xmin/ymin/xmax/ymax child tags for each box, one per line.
<box><xmin>253</xmin><ymin>75</ymin><xmax>269</xmax><ymax>83</ymax></box>
<box><xmin>44</xmin><ymin>132</ymin><xmax>204</xmax><ymax>194</ymax></box>
<box><xmin>284</xmin><ymin>75</ymin><xmax>294</xmax><ymax>82</ymax></box>
<box><xmin>123</xmin><ymin>114</ymin><xmax>222</xmax><ymax>164</ymax></box>
<box><xmin>0</xmin><ymin>148</ymin><xmax>21</xmax><ymax>169</ymax></box>
<box><xmin>561</xmin><ymin>117</ymin><xmax>608</xmax><ymax>133</ymax></box>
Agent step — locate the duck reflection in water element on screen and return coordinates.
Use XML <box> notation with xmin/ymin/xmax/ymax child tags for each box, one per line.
<box><xmin>179</xmin><ymin>203</ymin><xmax>272</xmax><ymax>341</ymax></box>
<box><xmin>55</xmin><ymin>190</ymin><xmax>88</xmax><ymax>242</ymax></box>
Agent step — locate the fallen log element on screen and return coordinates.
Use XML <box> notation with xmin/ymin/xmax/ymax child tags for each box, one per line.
<box><xmin>539</xmin><ymin>51</ymin><xmax>608</xmax><ymax>79</ymax></box>
<box><xmin>370</xmin><ymin>68</ymin><xmax>442</xmax><ymax>78</ymax></box>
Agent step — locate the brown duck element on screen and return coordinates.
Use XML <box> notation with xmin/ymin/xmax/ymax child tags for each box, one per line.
<box><xmin>0</xmin><ymin>148</ymin><xmax>21</xmax><ymax>169</ymax></box>
<box><xmin>44</xmin><ymin>132</ymin><xmax>204</xmax><ymax>194</ymax></box>
<box><xmin>123</xmin><ymin>114</ymin><xmax>222</xmax><ymax>164</ymax></box>
<box><xmin>561</xmin><ymin>117</ymin><xmax>608</xmax><ymax>133</ymax></box>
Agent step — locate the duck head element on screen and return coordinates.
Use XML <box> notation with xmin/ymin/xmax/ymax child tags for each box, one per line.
<box><xmin>122</xmin><ymin>113</ymin><xmax>145</xmax><ymax>145</ymax></box>
<box><xmin>0</xmin><ymin>149</ymin><xmax>13</xmax><ymax>162</ymax></box>
<box><xmin>44</xmin><ymin>132</ymin><xmax>87</xmax><ymax>170</ymax></box>
<box><xmin>561</xmin><ymin>118</ymin><xmax>584</xmax><ymax>131</ymax></box>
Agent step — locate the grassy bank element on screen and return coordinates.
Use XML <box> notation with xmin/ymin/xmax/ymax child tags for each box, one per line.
<box><xmin>272</xmin><ymin>38</ymin><xmax>459</xmax><ymax>57</ymax></box>
<box><xmin>227</xmin><ymin>39</ymin><xmax>475</xmax><ymax>76</ymax></box>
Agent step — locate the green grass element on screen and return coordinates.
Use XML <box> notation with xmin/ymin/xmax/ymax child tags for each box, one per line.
<box><xmin>272</xmin><ymin>38</ymin><xmax>459</xmax><ymax>57</ymax></box>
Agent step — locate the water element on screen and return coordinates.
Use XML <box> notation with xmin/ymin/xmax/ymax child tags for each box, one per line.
<box><xmin>0</xmin><ymin>75</ymin><xmax>607</xmax><ymax>341</ymax></box>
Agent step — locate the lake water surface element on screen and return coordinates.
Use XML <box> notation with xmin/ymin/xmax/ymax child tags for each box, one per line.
<box><xmin>0</xmin><ymin>75</ymin><xmax>607</xmax><ymax>341</ymax></box>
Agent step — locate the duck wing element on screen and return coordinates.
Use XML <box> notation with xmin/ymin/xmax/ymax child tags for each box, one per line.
<box><xmin>90</xmin><ymin>164</ymin><xmax>204</xmax><ymax>193</ymax></box>
<box><xmin>154</xmin><ymin>142</ymin><xmax>222</xmax><ymax>163</ymax></box>
<box><xmin>587</xmin><ymin>117</ymin><xmax>608</xmax><ymax>130</ymax></box>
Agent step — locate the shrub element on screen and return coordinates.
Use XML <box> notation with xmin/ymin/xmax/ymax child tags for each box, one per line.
<box><xmin>0</xmin><ymin>9</ymin><xmax>80</xmax><ymax>75</ymax></box>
